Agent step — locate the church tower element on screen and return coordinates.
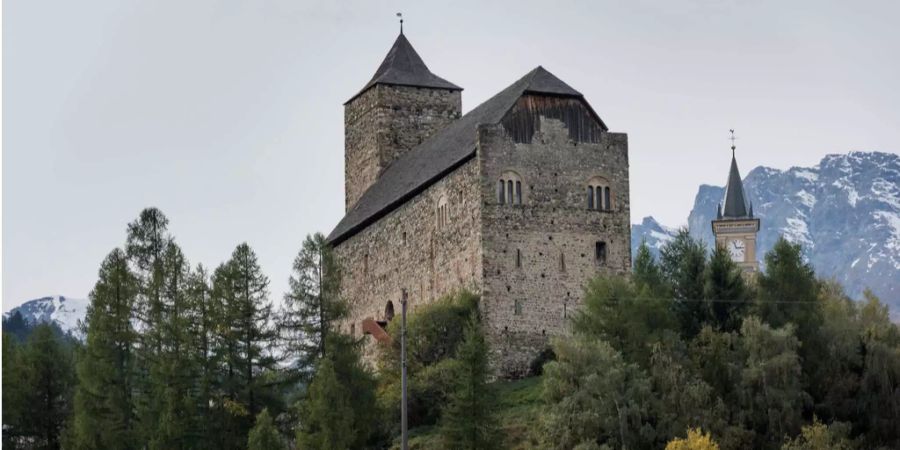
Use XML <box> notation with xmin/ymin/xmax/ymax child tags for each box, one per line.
<box><xmin>343</xmin><ymin>32</ymin><xmax>462</xmax><ymax>211</ymax></box>
<box><xmin>711</xmin><ymin>136</ymin><xmax>760</xmax><ymax>272</ymax></box>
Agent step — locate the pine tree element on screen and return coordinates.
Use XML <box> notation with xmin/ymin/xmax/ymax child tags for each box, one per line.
<box><xmin>704</xmin><ymin>245</ymin><xmax>749</xmax><ymax>331</ymax></box>
<box><xmin>439</xmin><ymin>313</ymin><xmax>500</xmax><ymax>450</ymax></box>
<box><xmin>17</xmin><ymin>323</ymin><xmax>76</xmax><ymax>449</ymax></box>
<box><xmin>72</xmin><ymin>248</ymin><xmax>139</xmax><ymax>450</ymax></box>
<box><xmin>633</xmin><ymin>240</ymin><xmax>666</xmax><ymax>295</ymax></box>
<box><xmin>280</xmin><ymin>232</ymin><xmax>346</xmax><ymax>381</ymax></box>
<box><xmin>660</xmin><ymin>229</ymin><xmax>709</xmax><ymax>337</ymax></box>
<box><xmin>248</xmin><ymin>409</ymin><xmax>286</xmax><ymax>450</ymax></box>
<box><xmin>295</xmin><ymin>358</ymin><xmax>354</xmax><ymax>450</ymax></box>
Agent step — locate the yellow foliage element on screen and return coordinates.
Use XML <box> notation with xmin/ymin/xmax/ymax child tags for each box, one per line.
<box><xmin>666</xmin><ymin>428</ymin><xmax>721</xmax><ymax>450</ymax></box>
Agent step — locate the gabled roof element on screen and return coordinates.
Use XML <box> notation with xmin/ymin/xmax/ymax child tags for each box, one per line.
<box><xmin>328</xmin><ymin>66</ymin><xmax>605</xmax><ymax>245</ymax></box>
<box><xmin>345</xmin><ymin>33</ymin><xmax>462</xmax><ymax>104</ymax></box>
<box><xmin>721</xmin><ymin>155</ymin><xmax>751</xmax><ymax>218</ymax></box>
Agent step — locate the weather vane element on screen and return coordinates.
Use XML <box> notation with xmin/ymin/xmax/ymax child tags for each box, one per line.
<box><xmin>397</xmin><ymin>12</ymin><xmax>403</xmax><ymax>34</ymax></box>
<box><xmin>729</xmin><ymin>129</ymin><xmax>737</xmax><ymax>155</ymax></box>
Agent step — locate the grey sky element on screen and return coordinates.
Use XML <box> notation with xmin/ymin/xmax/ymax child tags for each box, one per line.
<box><xmin>4</xmin><ymin>0</ymin><xmax>899</xmax><ymax>309</ymax></box>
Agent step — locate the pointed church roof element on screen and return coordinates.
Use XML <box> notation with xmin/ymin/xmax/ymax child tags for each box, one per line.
<box><xmin>328</xmin><ymin>66</ymin><xmax>607</xmax><ymax>244</ymax></box>
<box><xmin>721</xmin><ymin>155</ymin><xmax>751</xmax><ymax>218</ymax></box>
<box><xmin>345</xmin><ymin>33</ymin><xmax>462</xmax><ymax>104</ymax></box>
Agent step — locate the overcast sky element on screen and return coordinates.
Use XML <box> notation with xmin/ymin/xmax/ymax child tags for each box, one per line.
<box><xmin>4</xmin><ymin>0</ymin><xmax>899</xmax><ymax>310</ymax></box>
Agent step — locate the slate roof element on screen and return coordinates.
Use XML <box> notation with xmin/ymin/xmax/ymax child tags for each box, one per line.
<box><xmin>345</xmin><ymin>33</ymin><xmax>462</xmax><ymax>104</ymax></box>
<box><xmin>328</xmin><ymin>66</ymin><xmax>605</xmax><ymax>245</ymax></box>
<box><xmin>721</xmin><ymin>155</ymin><xmax>751</xmax><ymax>218</ymax></box>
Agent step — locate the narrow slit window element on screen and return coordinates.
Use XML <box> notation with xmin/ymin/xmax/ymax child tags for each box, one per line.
<box><xmin>498</xmin><ymin>180</ymin><xmax>505</xmax><ymax>204</ymax></box>
<box><xmin>604</xmin><ymin>187</ymin><xmax>611</xmax><ymax>211</ymax></box>
<box><xmin>595</xmin><ymin>241</ymin><xmax>607</xmax><ymax>265</ymax></box>
<box><xmin>514</xmin><ymin>299</ymin><xmax>523</xmax><ymax>315</ymax></box>
<box><xmin>515</xmin><ymin>181</ymin><xmax>522</xmax><ymax>205</ymax></box>
<box><xmin>507</xmin><ymin>180</ymin><xmax>514</xmax><ymax>204</ymax></box>
<box><xmin>560</xmin><ymin>252</ymin><xmax>566</xmax><ymax>272</ymax></box>
<box><xmin>587</xmin><ymin>186</ymin><xmax>594</xmax><ymax>209</ymax></box>
<box><xmin>516</xmin><ymin>249</ymin><xmax>522</xmax><ymax>268</ymax></box>
<box><xmin>596</xmin><ymin>186</ymin><xmax>603</xmax><ymax>210</ymax></box>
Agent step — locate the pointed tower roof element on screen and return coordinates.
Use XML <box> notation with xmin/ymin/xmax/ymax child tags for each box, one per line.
<box><xmin>721</xmin><ymin>155</ymin><xmax>750</xmax><ymax>218</ymax></box>
<box><xmin>346</xmin><ymin>33</ymin><xmax>461</xmax><ymax>104</ymax></box>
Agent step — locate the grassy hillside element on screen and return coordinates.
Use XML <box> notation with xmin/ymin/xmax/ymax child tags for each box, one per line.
<box><xmin>391</xmin><ymin>376</ymin><xmax>545</xmax><ymax>449</ymax></box>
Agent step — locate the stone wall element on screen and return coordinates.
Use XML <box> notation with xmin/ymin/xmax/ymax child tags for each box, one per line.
<box><xmin>477</xmin><ymin>115</ymin><xmax>631</xmax><ymax>377</ymax></box>
<box><xmin>343</xmin><ymin>84</ymin><xmax>461</xmax><ymax>210</ymax></box>
<box><xmin>333</xmin><ymin>158</ymin><xmax>483</xmax><ymax>361</ymax></box>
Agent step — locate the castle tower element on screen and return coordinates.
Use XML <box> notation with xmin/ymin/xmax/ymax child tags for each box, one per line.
<box><xmin>711</xmin><ymin>140</ymin><xmax>760</xmax><ymax>272</ymax></box>
<box><xmin>343</xmin><ymin>32</ymin><xmax>462</xmax><ymax>211</ymax></box>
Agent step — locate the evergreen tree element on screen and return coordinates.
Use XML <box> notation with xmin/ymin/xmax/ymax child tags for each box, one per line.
<box><xmin>295</xmin><ymin>358</ymin><xmax>354</xmax><ymax>450</ymax></box>
<box><xmin>248</xmin><ymin>409</ymin><xmax>286</xmax><ymax>450</ymax></box>
<box><xmin>72</xmin><ymin>248</ymin><xmax>139</xmax><ymax>450</ymax></box>
<box><xmin>755</xmin><ymin>237</ymin><xmax>820</xmax><ymax>333</ymax></box>
<box><xmin>704</xmin><ymin>245</ymin><xmax>749</xmax><ymax>331</ymax></box>
<box><xmin>660</xmin><ymin>229</ymin><xmax>709</xmax><ymax>337</ymax></box>
<box><xmin>214</xmin><ymin>243</ymin><xmax>279</xmax><ymax>446</ymax></box>
<box><xmin>633</xmin><ymin>240</ymin><xmax>666</xmax><ymax>295</ymax></box>
<box><xmin>125</xmin><ymin>207</ymin><xmax>173</xmax><ymax>443</ymax></box>
<box><xmin>185</xmin><ymin>264</ymin><xmax>222</xmax><ymax>449</ymax></box>
<box><xmin>3</xmin><ymin>331</ymin><xmax>24</xmax><ymax>447</ymax></box>
<box><xmin>150</xmin><ymin>243</ymin><xmax>201</xmax><ymax>450</ymax></box>
<box><xmin>439</xmin><ymin>313</ymin><xmax>500</xmax><ymax>450</ymax></box>
<box><xmin>17</xmin><ymin>323</ymin><xmax>76</xmax><ymax>449</ymax></box>
<box><xmin>280</xmin><ymin>232</ymin><xmax>346</xmax><ymax>381</ymax></box>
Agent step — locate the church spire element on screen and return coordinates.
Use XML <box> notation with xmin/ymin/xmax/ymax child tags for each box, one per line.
<box><xmin>721</xmin><ymin>130</ymin><xmax>750</xmax><ymax>218</ymax></box>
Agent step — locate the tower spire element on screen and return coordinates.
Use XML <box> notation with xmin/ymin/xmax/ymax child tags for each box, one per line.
<box><xmin>729</xmin><ymin>128</ymin><xmax>737</xmax><ymax>157</ymax></box>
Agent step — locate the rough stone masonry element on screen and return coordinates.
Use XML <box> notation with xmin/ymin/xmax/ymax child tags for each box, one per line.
<box><xmin>327</xmin><ymin>32</ymin><xmax>631</xmax><ymax>378</ymax></box>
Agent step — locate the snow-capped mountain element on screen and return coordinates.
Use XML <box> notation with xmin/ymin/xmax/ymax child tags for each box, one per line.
<box><xmin>4</xmin><ymin>295</ymin><xmax>88</xmax><ymax>336</ymax></box>
<box><xmin>632</xmin><ymin>151</ymin><xmax>899</xmax><ymax>313</ymax></box>
<box><xmin>631</xmin><ymin>216</ymin><xmax>678</xmax><ymax>259</ymax></box>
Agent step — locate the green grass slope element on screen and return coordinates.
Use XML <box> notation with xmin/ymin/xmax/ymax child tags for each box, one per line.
<box><xmin>391</xmin><ymin>376</ymin><xmax>544</xmax><ymax>449</ymax></box>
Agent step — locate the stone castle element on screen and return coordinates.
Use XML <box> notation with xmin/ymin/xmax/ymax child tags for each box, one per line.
<box><xmin>326</xmin><ymin>32</ymin><xmax>631</xmax><ymax>377</ymax></box>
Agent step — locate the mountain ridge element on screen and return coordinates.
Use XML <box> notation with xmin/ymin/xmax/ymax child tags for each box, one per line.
<box><xmin>633</xmin><ymin>151</ymin><xmax>899</xmax><ymax>314</ymax></box>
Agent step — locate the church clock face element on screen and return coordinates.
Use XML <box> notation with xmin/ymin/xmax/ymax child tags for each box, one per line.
<box><xmin>727</xmin><ymin>239</ymin><xmax>746</xmax><ymax>262</ymax></box>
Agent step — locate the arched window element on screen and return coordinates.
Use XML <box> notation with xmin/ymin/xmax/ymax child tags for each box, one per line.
<box><xmin>587</xmin><ymin>177</ymin><xmax>612</xmax><ymax>211</ymax></box>
<box><xmin>498</xmin><ymin>171</ymin><xmax>524</xmax><ymax>206</ymax></box>
<box><xmin>436</xmin><ymin>195</ymin><xmax>449</xmax><ymax>229</ymax></box>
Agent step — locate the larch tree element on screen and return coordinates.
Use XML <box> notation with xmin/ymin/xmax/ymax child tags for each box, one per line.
<box><xmin>18</xmin><ymin>323</ymin><xmax>76</xmax><ymax>450</ymax></box>
<box><xmin>280</xmin><ymin>232</ymin><xmax>346</xmax><ymax>382</ymax></box>
<box><xmin>439</xmin><ymin>313</ymin><xmax>500</xmax><ymax>450</ymax></box>
<box><xmin>125</xmin><ymin>207</ymin><xmax>173</xmax><ymax>443</ymax></box>
<box><xmin>215</xmin><ymin>243</ymin><xmax>279</xmax><ymax>446</ymax></box>
<box><xmin>72</xmin><ymin>248</ymin><xmax>140</xmax><ymax>450</ymax></box>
